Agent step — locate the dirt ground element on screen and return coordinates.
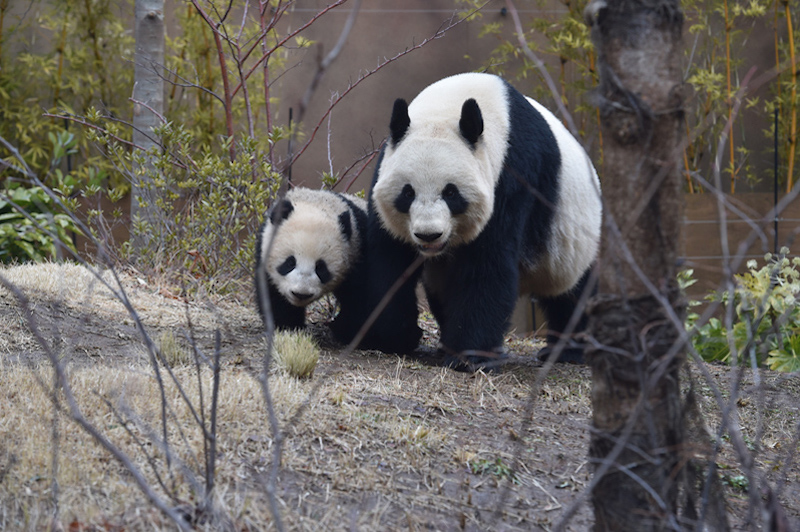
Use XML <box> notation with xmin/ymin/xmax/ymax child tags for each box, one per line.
<box><xmin>0</xmin><ymin>263</ymin><xmax>799</xmax><ymax>531</ymax></box>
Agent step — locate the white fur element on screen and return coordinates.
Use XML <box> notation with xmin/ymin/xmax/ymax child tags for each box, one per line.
<box><xmin>259</xmin><ymin>189</ymin><xmax>365</xmax><ymax>306</ymax></box>
<box><xmin>373</xmin><ymin>73</ymin><xmax>511</xmax><ymax>248</ymax></box>
<box><xmin>520</xmin><ymin>98</ymin><xmax>602</xmax><ymax>297</ymax></box>
<box><xmin>374</xmin><ymin>72</ymin><xmax>601</xmax><ymax>297</ymax></box>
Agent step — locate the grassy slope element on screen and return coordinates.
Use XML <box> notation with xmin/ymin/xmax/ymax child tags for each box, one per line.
<box><xmin>0</xmin><ymin>263</ymin><xmax>798</xmax><ymax>531</ymax></box>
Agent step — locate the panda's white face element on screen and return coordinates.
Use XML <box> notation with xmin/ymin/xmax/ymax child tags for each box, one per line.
<box><xmin>374</xmin><ymin>138</ymin><xmax>493</xmax><ymax>257</ymax></box>
<box><xmin>264</xmin><ymin>206</ymin><xmax>351</xmax><ymax>306</ymax></box>
<box><xmin>373</xmin><ymin>74</ymin><xmax>512</xmax><ymax>259</ymax></box>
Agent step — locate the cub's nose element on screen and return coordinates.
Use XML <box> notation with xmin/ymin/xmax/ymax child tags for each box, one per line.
<box><xmin>291</xmin><ymin>291</ymin><xmax>313</xmax><ymax>301</ymax></box>
<box><xmin>414</xmin><ymin>232</ymin><xmax>442</xmax><ymax>243</ymax></box>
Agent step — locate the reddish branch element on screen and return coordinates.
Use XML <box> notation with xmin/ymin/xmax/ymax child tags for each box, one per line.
<box><xmin>289</xmin><ymin>14</ymin><xmax>473</xmax><ymax>170</ymax></box>
<box><xmin>231</xmin><ymin>0</ymin><xmax>349</xmax><ymax>99</ymax></box>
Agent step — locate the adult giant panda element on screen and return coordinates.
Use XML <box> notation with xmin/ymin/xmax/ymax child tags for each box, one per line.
<box><xmin>334</xmin><ymin>72</ymin><xmax>602</xmax><ymax>368</ymax></box>
<box><xmin>255</xmin><ymin>188</ymin><xmax>367</xmax><ymax>330</ymax></box>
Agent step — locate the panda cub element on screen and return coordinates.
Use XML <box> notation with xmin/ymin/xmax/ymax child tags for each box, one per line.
<box><xmin>339</xmin><ymin>72</ymin><xmax>602</xmax><ymax>368</ymax></box>
<box><xmin>254</xmin><ymin>188</ymin><xmax>367</xmax><ymax>330</ymax></box>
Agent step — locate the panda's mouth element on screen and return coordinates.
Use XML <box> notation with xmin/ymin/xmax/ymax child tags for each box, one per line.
<box><xmin>417</xmin><ymin>241</ymin><xmax>447</xmax><ymax>257</ymax></box>
<box><xmin>289</xmin><ymin>291</ymin><xmax>317</xmax><ymax>305</ymax></box>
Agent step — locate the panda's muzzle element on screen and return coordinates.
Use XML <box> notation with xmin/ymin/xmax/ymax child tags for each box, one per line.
<box><xmin>414</xmin><ymin>231</ymin><xmax>447</xmax><ymax>256</ymax></box>
<box><xmin>291</xmin><ymin>291</ymin><xmax>315</xmax><ymax>303</ymax></box>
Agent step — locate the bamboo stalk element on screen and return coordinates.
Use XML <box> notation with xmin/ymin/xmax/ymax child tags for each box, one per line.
<box><xmin>588</xmin><ymin>49</ymin><xmax>603</xmax><ymax>165</ymax></box>
<box><xmin>683</xmin><ymin>120</ymin><xmax>695</xmax><ymax>193</ymax></box>
<box><xmin>775</xmin><ymin>0</ymin><xmax>782</xmax><ymax>110</ymax></box>
<box><xmin>53</xmin><ymin>21</ymin><xmax>68</xmax><ymax>105</ymax></box>
<box><xmin>0</xmin><ymin>0</ymin><xmax>7</xmax><ymax>68</ymax></box>
<box><xmin>724</xmin><ymin>0</ymin><xmax>736</xmax><ymax>193</ymax></box>
<box><xmin>785</xmin><ymin>0</ymin><xmax>797</xmax><ymax>192</ymax></box>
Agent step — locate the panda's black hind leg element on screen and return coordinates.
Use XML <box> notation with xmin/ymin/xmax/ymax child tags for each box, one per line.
<box><xmin>537</xmin><ymin>269</ymin><xmax>595</xmax><ymax>364</ymax></box>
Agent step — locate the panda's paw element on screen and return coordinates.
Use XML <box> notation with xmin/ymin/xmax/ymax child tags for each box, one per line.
<box><xmin>537</xmin><ymin>344</ymin><xmax>585</xmax><ymax>364</ymax></box>
<box><xmin>441</xmin><ymin>346</ymin><xmax>508</xmax><ymax>373</ymax></box>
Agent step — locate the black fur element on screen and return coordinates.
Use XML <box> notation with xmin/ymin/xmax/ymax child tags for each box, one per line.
<box><xmin>338</xmin><ymin>211</ymin><xmax>352</xmax><ymax>241</ymax></box>
<box><xmin>331</xmin><ymin>149</ymin><xmax>422</xmax><ymax>352</ymax></box>
<box><xmin>390</xmin><ymin>99</ymin><xmax>410</xmax><ymax>146</ymax></box>
<box><xmin>537</xmin><ymin>269</ymin><xmax>596</xmax><ymax>364</ymax></box>
<box><xmin>442</xmin><ymin>183</ymin><xmax>468</xmax><ymax>215</ymax></box>
<box><xmin>394</xmin><ymin>184</ymin><xmax>415</xmax><ymax>214</ymax></box>
<box><xmin>338</xmin><ymin>77</ymin><xmax>594</xmax><ymax>367</ymax></box>
<box><xmin>315</xmin><ymin>260</ymin><xmax>332</xmax><ymax>284</ymax></box>
<box><xmin>424</xmin><ymin>83</ymin><xmax>562</xmax><ymax>368</ymax></box>
<box><xmin>276</xmin><ymin>256</ymin><xmax>296</xmax><ymax>276</ymax></box>
<box><xmin>459</xmin><ymin>98</ymin><xmax>484</xmax><ymax>146</ymax></box>
<box><xmin>269</xmin><ymin>199</ymin><xmax>293</xmax><ymax>224</ymax></box>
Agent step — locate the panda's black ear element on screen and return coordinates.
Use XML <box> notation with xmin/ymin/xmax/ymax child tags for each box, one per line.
<box><xmin>269</xmin><ymin>199</ymin><xmax>294</xmax><ymax>225</ymax></box>
<box><xmin>338</xmin><ymin>211</ymin><xmax>353</xmax><ymax>241</ymax></box>
<box><xmin>459</xmin><ymin>98</ymin><xmax>484</xmax><ymax>146</ymax></box>
<box><xmin>389</xmin><ymin>98</ymin><xmax>410</xmax><ymax>146</ymax></box>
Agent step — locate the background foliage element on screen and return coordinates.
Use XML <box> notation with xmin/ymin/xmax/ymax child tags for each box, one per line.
<box><xmin>460</xmin><ymin>0</ymin><xmax>799</xmax><ymax>193</ymax></box>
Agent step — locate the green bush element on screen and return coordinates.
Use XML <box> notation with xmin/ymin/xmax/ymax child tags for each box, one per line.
<box><xmin>0</xmin><ymin>183</ymin><xmax>79</xmax><ymax>263</ymax></box>
<box><xmin>685</xmin><ymin>248</ymin><xmax>800</xmax><ymax>372</ymax></box>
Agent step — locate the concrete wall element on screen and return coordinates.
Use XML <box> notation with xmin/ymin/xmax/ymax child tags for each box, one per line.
<box><xmin>271</xmin><ymin>0</ymin><xmax>566</xmax><ymax>192</ymax></box>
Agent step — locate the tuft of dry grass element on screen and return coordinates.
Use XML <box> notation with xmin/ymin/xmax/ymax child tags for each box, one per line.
<box><xmin>271</xmin><ymin>329</ymin><xmax>320</xmax><ymax>379</ymax></box>
<box><xmin>156</xmin><ymin>330</ymin><xmax>192</xmax><ymax>368</ymax></box>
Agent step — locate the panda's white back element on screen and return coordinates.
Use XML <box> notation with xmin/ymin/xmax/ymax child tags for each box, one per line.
<box><xmin>519</xmin><ymin>98</ymin><xmax>602</xmax><ymax>297</ymax></box>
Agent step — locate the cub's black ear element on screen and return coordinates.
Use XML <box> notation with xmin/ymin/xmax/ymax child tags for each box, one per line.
<box><xmin>269</xmin><ymin>199</ymin><xmax>294</xmax><ymax>225</ymax></box>
<box><xmin>390</xmin><ymin>98</ymin><xmax>410</xmax><ymax>146</ymax></box>
<box><xmin>459</xmin><ymin>98</ymin><xmax>484</xmax><ymax>146</ymax></box>
<box><xmin>338</xmin><ymin>211</ymin><xmax>353</xmax><ymax>241</ymax></box>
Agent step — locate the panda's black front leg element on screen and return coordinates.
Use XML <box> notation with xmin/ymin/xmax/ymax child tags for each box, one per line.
<box><xmin>429</xmin><ymin>251</ymin><xmax>518</xmax><ymax>371</ymax></box>
<box><xmin>266</xmin><ymin>280</ymin><xmax>306</xmax><ymax>330</ymax></box>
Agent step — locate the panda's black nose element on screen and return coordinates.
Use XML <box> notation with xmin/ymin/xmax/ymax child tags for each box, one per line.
<box><xmin>292</xmin><ymin>291</ymin><xmax>313</xmax><ymax>301</ymax></box>
<box><xmin>414</xmin><ymin>232</ymin><xmax>442</xmax><ymax>243</ymax></box>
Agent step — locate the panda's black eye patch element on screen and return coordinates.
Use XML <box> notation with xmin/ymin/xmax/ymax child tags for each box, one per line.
<box><xmin>315</xmin><ymin>260</ymin><xmax>332</xmax><ymax>284</ymax></box>
<box><xmin>442</xmin><ymin>183</ymin><xmax>468</xmax><ymax>215</ymax></box>
<box><xmin>277</xmin><ymin>256</ymin><xmax>296</xmax><ymax>276</ymax></box>
<box><xmin>394</xmin><ymin>184</ymin><xmax>415</xmax><ymax>214</ymax></box>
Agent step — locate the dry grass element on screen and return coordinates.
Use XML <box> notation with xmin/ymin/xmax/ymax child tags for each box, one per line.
<box><xmin>0</xmin><ymin>262</ymin><xmax>798</xmax><ymax>530</ymax></box>
<box><xmin>272</xmin><ymin>330</ymin><xmax>320</xmax><ymax>379</ymax></box>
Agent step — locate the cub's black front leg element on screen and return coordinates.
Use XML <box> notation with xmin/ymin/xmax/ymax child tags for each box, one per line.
<box><xmin>266</xmin><ymin>280</ymin><xmax>305</xmax><ymax>330</ymax></box>
<box><xmin>332</xmin><ymin>222</ymin><xmax>422</xmax><ymax>353</ymax></box>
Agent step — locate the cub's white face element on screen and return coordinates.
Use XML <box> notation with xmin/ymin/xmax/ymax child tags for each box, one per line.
<box><xmin>263</xmin><ymin>208</ymin><xmax>350</xmax><ymax>306</ymax></box>
<box><xmin>373</xmin><ymin>138</ymin><xmax>492</xmax><ymax>257</ymax></box>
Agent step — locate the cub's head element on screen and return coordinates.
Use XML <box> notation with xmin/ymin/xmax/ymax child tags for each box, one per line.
<box><xmin>372</xmin><ymin>98</ymin><xmax>496</xmax><ymax>258</ymax></box>
<box><xmin>263</xmin><ymin>195</ymin><xmax>355</xmax><ymax>306</ymax></box>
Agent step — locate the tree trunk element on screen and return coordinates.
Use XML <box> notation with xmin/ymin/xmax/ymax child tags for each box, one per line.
<box><xmin>584</xmin><ymin>0</ymin><xmax>688</xmax><ymax>529</ymax></box>
<box><xmin>131</xmin><ymin>0</ymin><xmax>164</xmax><ymax>251</ymax></box>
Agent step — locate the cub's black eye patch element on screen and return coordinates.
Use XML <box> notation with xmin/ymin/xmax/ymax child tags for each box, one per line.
<box><xmin>315</xmin><ymin>260</ymin><xmax>332</xmax><ymax>284</ymax></box>
<box><xmin>442</xmin><ymin>183</ymin><xmax>468</xmax><ymax>215</ymax></box>
<box><xmin>394</xmin><ymin>184</ymin><xmax>415</xmax><ymax>214</ymax></box>
<box><xmin>276</xmin><ymin>255</ymin><xmax>296</xmax><ymax>276</ymax></box>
